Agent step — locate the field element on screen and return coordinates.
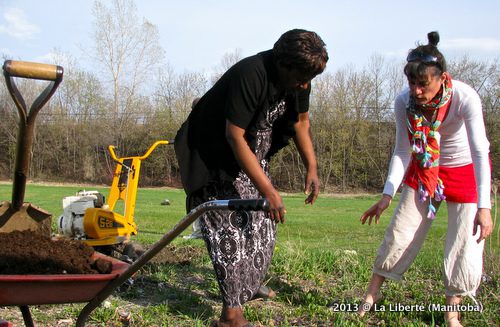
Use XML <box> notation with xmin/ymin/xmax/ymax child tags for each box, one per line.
<box><xmin>0</xmin><ymin>183</ymin><xmax>498</xmax><ymax>326</ymax></box>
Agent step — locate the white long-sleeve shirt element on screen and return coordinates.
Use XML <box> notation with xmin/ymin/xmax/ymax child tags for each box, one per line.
<box><xmin>383</xmin><ymin>80</ymin><xmax>491</xmax><ymax>209</ymax></box>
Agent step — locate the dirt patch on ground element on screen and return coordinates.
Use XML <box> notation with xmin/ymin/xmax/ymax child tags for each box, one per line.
<box><xmin>0</xmin><ymin>230</ymin><xmax>111</xmax><ymax>274</ymax></box>
<box><xmin>148</xmin><ymin>244</ymin><xmax>206</xmax><ymax>265</ymax></box>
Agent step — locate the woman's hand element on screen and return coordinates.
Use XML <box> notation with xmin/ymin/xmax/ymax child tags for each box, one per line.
<box><xmin>264</xmin><ymin>188</ymin><xmax>286</xmax><ymax>224</ymax></box>
<box><xmin>473</xmin><ymin>208</ymin><xmax>493</xmax><ymax>243</ymax></box>
<box><xmin>293</xmin><ymin>112</ymin><xmax>320</xmax><ymax>205</ymax></box>
<box><xmin>304</xmin><ymin>170</ymin><xmax>319</xmax><ymax>205</ymax></box>
<box><xmin>360</xmin><ymin>194</ymin><xmax>392</xmax><ymax>225</ymax></box>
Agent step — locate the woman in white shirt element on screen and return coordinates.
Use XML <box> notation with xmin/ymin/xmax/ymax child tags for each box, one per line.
<box><xmin>358</xmin><ymin>31</ymin><xmax>493</xmax><ymax>327</ymax></box>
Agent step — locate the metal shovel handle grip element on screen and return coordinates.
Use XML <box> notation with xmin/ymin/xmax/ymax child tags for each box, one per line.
<box><xmin>3</xmin><ymin>60</ymin><xmax>64</xmax><ymax>211</ymax></box>
<box><xmin>3</xmin><ymin>60</ymin><xmax>63</xmax><ymax>81</ymax></box>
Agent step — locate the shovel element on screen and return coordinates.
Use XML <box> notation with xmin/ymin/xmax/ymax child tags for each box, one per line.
<box><xmin>0</xmin><ymin>60</ymin><xmax>63</xmax><ymax>236</ymax></box>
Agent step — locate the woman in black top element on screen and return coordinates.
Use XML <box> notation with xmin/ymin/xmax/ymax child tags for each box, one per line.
<box><xmin>175</xmin><ymin>29</ymin><xmax>328</xmax><ymax>327</ymax></box>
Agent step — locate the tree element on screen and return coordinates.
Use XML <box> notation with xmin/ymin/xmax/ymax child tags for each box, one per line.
<box><xmin>91</xmin><ymin>0</ymin><xmax>165</xmax><ymax>149</ymax></box>
<box><xmin>210</xmin><ymin>48</ymin><xmax>242</xmax><ymax>85</ymax></box>
<box><xmin>154</xmin><ymin>66</ymin><xmax>208</xmax><ymax>127</ymax></box>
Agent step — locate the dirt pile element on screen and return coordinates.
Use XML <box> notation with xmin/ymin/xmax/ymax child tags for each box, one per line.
<box><xmin>0</xmin><ymin>230</ymin><xmax>111</xmax><ymax>274</ymax></box>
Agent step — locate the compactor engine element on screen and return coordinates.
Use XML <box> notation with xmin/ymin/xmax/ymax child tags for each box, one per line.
<box><xmin>58</xmin><ymin>190</ymin><xmax>107</xmax><ymax>240</ymax></box>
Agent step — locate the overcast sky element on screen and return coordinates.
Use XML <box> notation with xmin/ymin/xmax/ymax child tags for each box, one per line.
<box><xmin>1</xmin><ymin>0</ymin><xmax>499</xmax><ymax>75</ymax></box>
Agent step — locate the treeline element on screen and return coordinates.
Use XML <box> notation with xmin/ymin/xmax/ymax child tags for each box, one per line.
<box><xmin>0</xmin><ymin>0</ymin><xmax>498</xmax><ymax>193</ymax></box>
<box><xmin>0</xmin><ymin>55</ymin><xmax>498</xmax><ymax>193</ymax></box>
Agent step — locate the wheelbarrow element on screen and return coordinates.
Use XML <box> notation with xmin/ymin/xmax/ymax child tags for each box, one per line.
<box><xmin>0</xmin><ymin>198</ymin><xmax>269</xmax><ymax>326</ymax></box>
<box><xmin>0</xmin><ymin>60</ymin><xmax>64</xmax><ymax>236</ymax></box>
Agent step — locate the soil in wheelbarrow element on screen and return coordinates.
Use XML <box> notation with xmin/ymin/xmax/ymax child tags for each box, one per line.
<box><xmin>0</xmin><ymin>230</ymin><xmax>112</xmax><ymax>275</ymax></box>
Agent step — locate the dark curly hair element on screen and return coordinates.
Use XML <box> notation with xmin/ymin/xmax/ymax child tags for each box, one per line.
<box><xmin>273</xmin><ymin>29</ymin><xmax>329</xmax><ymax>79</ymax></box>
<box><xmin>404</xmin><ymin>31</ymin><xmax>447</xmax><ymax>79</ymax></box>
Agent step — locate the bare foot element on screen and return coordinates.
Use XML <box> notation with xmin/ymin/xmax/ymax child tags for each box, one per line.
<box><xmin>445</xmin><ymin>313</ymin><xmax>462</xmax><ymax>327</ymax></box>
<box><xmin>357</xmin><ymin>291</ymin><xmax>382</xmax><ymax>317</ymax></box>
<box><xmin>213</xmin><ymin>306</ymin><xmax>251</xmax><ymax>327</ymax></box>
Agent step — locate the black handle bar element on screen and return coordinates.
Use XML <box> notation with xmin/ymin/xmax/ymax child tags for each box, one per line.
<box><xmin>228</xmin><ymin>198</ymin><xmax>269</xmax><ymax>211</ymax></box>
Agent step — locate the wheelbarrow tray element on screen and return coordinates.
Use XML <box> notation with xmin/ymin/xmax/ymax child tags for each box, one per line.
<box><xmin>0</xmin><ymin>252</ymin><xmax>129</xmax><ymax>306</ymax></box>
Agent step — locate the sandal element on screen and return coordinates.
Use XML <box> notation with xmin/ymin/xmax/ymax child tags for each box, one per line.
<box><xmin>358</xmin><ymin>291</ymin><xmax>383</xmax><ymax>317</ymax></box>
<box><xmin>250</xmin><ymin>285</ymin><xmax>276</xmax><ymax>301</ymax></box>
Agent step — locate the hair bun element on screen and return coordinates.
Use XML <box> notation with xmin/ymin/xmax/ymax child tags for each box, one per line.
<box><xmin>427</xmin><ymin>31</ymin><xmax>440</xmax><ymax>47</ymax></box>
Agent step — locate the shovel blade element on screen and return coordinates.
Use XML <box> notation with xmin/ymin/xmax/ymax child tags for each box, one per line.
<box><xmin>0</xmin><ymin>201</ymin><xmax>52</xmax><ymax>236</ymax></box>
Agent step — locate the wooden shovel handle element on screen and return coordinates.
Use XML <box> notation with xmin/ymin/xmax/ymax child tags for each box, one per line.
<box><xmin>3</xmin><ymin>60</ymin><xmax>63</xmax><ymax>81</ymax></box>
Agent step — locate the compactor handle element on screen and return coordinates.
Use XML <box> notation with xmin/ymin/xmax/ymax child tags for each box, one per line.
<box><xmin>108</xmin><ymin>140</ymin><xmax>174</xmax><ymax>162</ymax></box>
<box><xmin>107</xmin><ymin>145</ymin><xmax>120</xmax><ymax>162</ymax></box>
<box><xmin>228</xmin><ymin>198</ymin><xmax>270</xmax><ymax>212</ymax></box>
<box><xmin>138</xmin><ymin>140</ymin><xmax>173</xmax><ymax>160</ymax></box>
<box><xmin>3</xmin><ymin>60</ymin><xmax>63</xmax><ymax>81</ymax></box>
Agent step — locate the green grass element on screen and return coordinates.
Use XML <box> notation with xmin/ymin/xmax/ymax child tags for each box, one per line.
<box><xmin>0</xmin><ymin>182</ymin><xmax>498</xmax><ymax>326</ymax></box>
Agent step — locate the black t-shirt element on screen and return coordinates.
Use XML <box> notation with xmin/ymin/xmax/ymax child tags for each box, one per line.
<box><xmin>175</xmin><ymin>50</ymin><xmax>311</xmax><ymax>195</ymax></box>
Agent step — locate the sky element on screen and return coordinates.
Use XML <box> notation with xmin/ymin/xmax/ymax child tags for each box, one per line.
<box><xmin>0</xmin><ymin>0</ymin><xmax>499</xmax><ymax>76</ymax></box>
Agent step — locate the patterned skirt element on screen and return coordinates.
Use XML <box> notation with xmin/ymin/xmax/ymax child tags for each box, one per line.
<box><xmin>188</xmin><ymin>176</ymin><xmax>276</xmax><ymax>307</ymax></box>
